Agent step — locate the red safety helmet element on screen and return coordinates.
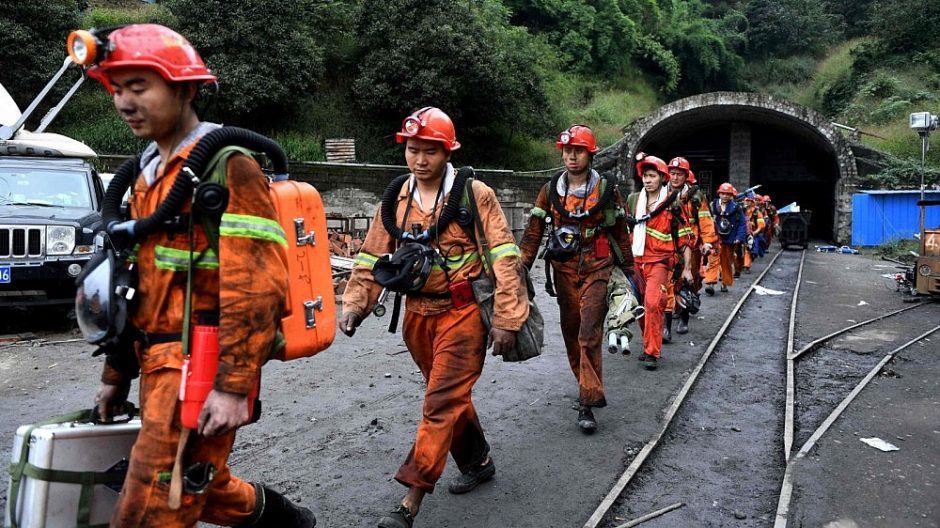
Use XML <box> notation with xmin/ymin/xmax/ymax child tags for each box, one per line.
<box><xmin>395</xmin><ymin>107</ymin><xmax>460</xmax><ymax>152</ymax></box>
<box><xmin>556</xmin><ymin>125</ymin><xmax>599</xmax><ymax>153</ymax></box>
<box><xmin>79</xmin><ymin>24</ymin><xmax>216</xmax><ymax>94</ymax></box>
<box><xmin>668</xmin><ymin>157</ymin><xmax>691</xmax><ymax>173</ymax></box>
<box><xmin>717</xmin><ymin>182</ymin><xmax>735</xmax><ymax>195</ymax></box>
<box><xmin>635</xmin><ymin>152</ymin><xmax>670</xmax><ymax>181</ymax></box>
<box><xmin>687</xmin><ymin>170</ymin><xmax>697</xmax><ymax>184</ymax></box>
<box><xmin>762</xmin><ymin>195</ymin><xmax>772</xmax><ymax>203</ymax></box>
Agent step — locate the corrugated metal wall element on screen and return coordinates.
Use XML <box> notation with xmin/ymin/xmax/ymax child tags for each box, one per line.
<box><xmin>852</xmin><ymin>191</ymin><xmax>940</xmax><ymax>245</ymax></box>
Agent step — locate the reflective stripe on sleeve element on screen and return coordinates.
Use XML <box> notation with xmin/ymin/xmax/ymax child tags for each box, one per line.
<box><xmin>354</xmin><ymin>252</ymin><xmax>379</xmax><ymax>270</ymax></box>
<box><xmin>220</xmin><ymin>213</ymin><xmax>287</xmax><ymax>247</ymax></box>
<box><xmin>433</xmin><ymin>251</ymin><xmax>479</xmax><ymax>272</ymax></box>
<box><xmin>490</xmin><ymin>242</ymin><xmax>522</xmax><ymax>262</ymax></box>
<box><xmin>154</xmin><ymin>245</ymin><xmax>219</xmax><ymax>271</ymax></box>
<box><xmin>646</xmin><ymin>228</ymin><xmax>673</xmax><ymax>242</ymax></box>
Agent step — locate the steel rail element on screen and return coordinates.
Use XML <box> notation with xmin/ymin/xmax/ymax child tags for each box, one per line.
<box><xmin>783</xmin><ymin>250</ymin><xmax>806</xmax><ymax>460</ymax></box>
<box><xmin>788</xmin><ymin>302</ymin><xmax>932</xmax><ymax>361</ymax></box>
<box><xmin>773</xmin><ymin>324</ymin><xmax>940</xmax><ymax>528</ymax></box>
<box><xmin>582</xmin><ymin>248</ymin><xmax>787</xmax><ymax>528</ymax></box>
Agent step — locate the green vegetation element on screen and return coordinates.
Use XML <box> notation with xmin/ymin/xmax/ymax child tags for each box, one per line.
<box><xmin>1</xmin><ymin>0</ymin><xmax>938</xmax><ymax>176</ymax></box>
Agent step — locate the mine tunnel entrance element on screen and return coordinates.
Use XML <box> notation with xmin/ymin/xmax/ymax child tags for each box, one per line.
<box><xmin>629</xmin><ymin>101</ymin><xmax>846</xmax><ymax>242</ymax></box>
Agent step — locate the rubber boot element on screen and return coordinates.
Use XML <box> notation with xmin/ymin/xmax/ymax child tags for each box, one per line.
<box><xmin>242</xmin><ymin>484</ymin><xmax>317</xmax><ymax>527</ymax></box>
<box><xmin>662</xmin><ymin>313</ymin><xmax>673</xmax><ymax>344</ymax></box>
<box><xmin>676</xmin><ymin>310</ymin><xmax>689</xmax><ymax>335</ymax></box>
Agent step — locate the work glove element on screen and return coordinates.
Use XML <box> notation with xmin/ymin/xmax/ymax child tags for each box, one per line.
<box><xmin>338</xmin><ymin>312</ymin><xmax>362</xmax><ymax>337</ymax></box>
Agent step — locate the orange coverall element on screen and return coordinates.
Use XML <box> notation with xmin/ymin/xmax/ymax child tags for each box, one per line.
<box><xmin>102</xmin><ymin>133</ymin><xmax>289</xmax><ymax>527</ymax></box>
<box><xmin>519</xmin><ymin>177</ymin><xmax>633</xmax><ymax>407</ymax></box>
<box><xmin>665</xmin><ymin>186</ymin><xmax>717</xmax><ymax>312</ymax></box>
<box><xmin>737</xmin><ymin>201</ymin><xmax>765</xmax><ymax>270</ymax></box>
<box><xmin>343</xmin><ymin>172</ymin><xmax>528</xmax><ymax>493</ymax></box>
<box><xmin>626</xmin><ymin>191</ymin><xmax>693</xmax><ymax>359</ymax></box>
<box><xmin>705</xmin><ymin>199</ymin><xmax>747</xmax><ymax>288</ymax></box>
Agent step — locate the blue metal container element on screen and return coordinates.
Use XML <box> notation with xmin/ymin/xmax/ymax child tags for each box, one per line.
<box><xmin>852</xmin><ymin>190</ymin><xmax>940</xmax><ymax>246</ymax></box>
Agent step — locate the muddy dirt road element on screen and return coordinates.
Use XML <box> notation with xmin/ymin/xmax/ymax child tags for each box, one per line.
<box><xmin>1</xmin><ymin>250</ymin><xmax>938</xmax><ymax>527</ymax></box>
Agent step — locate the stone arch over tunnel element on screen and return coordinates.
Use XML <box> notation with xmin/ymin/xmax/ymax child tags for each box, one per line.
<box><xmin>613</xmin><ymin>92</ymin><xmax>858</xmax><ymax>243</ymax></box>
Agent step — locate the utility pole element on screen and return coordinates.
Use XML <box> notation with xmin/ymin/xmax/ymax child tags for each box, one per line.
<box><xmin>910</xmin><ymin>112</ymin><xmax>938</xmax><ymax>256</ymax></box>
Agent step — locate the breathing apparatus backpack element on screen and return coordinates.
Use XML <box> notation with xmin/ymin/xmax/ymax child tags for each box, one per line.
<box><xmin>539</xmin><ymin>170</ymin><xmax>623</xmax><ymax>295</ymax></box>
<box><xmin>83</xmin><ymin>127</ymin><xmax>336</xmax><ymax>364</ymax></box>
<box><xmin>372</xmin><ymin>166</ymin><xmax>473</xmax><ymax>331</ymax></box>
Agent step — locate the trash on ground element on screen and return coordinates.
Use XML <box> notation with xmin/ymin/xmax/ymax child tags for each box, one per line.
<box><xmin>816</xmin><ymin>245</ymin><xmax>859</xmax><ymax>254</ymax></box>
<box><xmin>753</xmin><ymin>285</ymin><xmax>785</xmax><ymax>296</ymax></box>
<box><xmin>857</xmin><ymin>300</ymin><xmax>868</xmax><ymax>306</ymax></box>
<box><xmin>859</xmin><ymin>437</ymin><xmax>899</xmax><ymax>452</ymax></box>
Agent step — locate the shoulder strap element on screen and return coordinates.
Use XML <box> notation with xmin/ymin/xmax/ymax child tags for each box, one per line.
<box><xmin>199</xmin><ymin>145</ymin><xmax>259</xmax><ymax>255</ymax></box>
<box><xmin>463</xmin><ymin>176</ymin><xmax>495</xmax><ymax>278</ymax></box>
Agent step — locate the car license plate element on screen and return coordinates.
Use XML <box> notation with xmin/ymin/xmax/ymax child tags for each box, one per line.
<box><xmin>0</xmin><ymin>265</ymin><xmax>10</xmax><ymax>284</ymax></box>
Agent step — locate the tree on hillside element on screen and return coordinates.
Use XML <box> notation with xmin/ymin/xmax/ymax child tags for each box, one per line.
<box><xmin>504</xmin><ymin>0</ymin><xmax>640</xmax><ymax>74</ymax></box>
<box><xmin>871</xmin><ymin>0</ymin><xmax>940</xmax><ymax>55</ymax></box>
<box><xmin>655</xmin><ymin>0</ymin><xmax>746</xmax><ymax>94</ymax></box>
<box><xmin>744</xmin><ymin>0</ymin><xmax>837</xmax><ymax>58</ymax></box>
<box><xmin>0</xmin><ymin>0</ymin><xmax>80</xmax><ymax>110</ymax></box>
<box><xmin>353</xmin><ymin>0</ymin><xmax>553</xmax><ymax>135</ymax></box>
<box><xmin>163</xmin><ymin>0</ymin><xmax>333</xmax><ymax>125</ymax></box>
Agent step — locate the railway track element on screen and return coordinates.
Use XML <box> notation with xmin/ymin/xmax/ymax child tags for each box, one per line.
<box><xmin>583</xmin><ymin>248</ymin><xmax>939</xmax><ymax>528</ymax></box>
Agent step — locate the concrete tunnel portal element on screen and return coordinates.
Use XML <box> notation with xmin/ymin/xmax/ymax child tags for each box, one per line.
<box><xmin>614</xmin><ymin>92</ymin><xmax>858</xmax><ymax>243</ymax></box>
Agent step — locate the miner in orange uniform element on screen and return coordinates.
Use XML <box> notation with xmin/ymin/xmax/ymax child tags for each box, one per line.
<box><xmin>519</xmin><ymin>125</ymin><xmax>634</xmax><ymax>433</ymax></box>
<box><xmin>625</xmin><ymin>154</ymin><xmax>693</xmax><ymax>369</ymax></box>
<box><xmin>87</xmin><ymin>24</ymin><xmax>314</xmax><ymax>527</ymax></box>
<box><xmin>738</xmin><ymin>195</ymin><xmax>766</xmax><ymax>272</ymax></box>
<box><xmin>340</xmin><ymin>107</ymin><xmax>528</xmax><ymax>528</ymax></box>
<box><xmin>704</xmin><ymin>183</ymin><xmax>749</xmax><ymax>293</ymax></box>
<box><xmin>662</xmin><ymin>157</ymin><xmax>717</xmax><ymax>338</ymax></box>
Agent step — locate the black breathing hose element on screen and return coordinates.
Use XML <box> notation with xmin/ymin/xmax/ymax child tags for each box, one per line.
<box><xmin>380</xmin><ymin>167</ymin><xmax>470</xmax><ymax>242</ymax></box>
<box><xmin>101</xmin><ymin>155</ymin><xmax>140</xmax><ymax>229</ymax></box>
<box><xmin>110</xmin><ymin>127</ymin><xmax>288</xmax><ymax>241</ymax></box>
<box><xmin>548</xmin><ymin>170</ymin><xmax>618</xmax><ymax>220</ymax></box>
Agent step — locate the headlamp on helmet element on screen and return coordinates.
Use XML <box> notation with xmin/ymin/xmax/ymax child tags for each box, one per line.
<box><xmin>67</xmin><ymin>30</ymin><xmax>103</xmax><ymax>65</ymax></box>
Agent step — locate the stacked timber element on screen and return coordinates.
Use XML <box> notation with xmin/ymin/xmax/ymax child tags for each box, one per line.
<box><xmin>324</xmin><ymin>138</ymin><xmax>356</xmax><ymax>163</ymax></box>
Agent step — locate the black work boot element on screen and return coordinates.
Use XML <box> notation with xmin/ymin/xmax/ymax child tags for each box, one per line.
<box><xmin>704</xmin><ymin>284</ymin><xmax>715</xmax><ymax>296</ymax></box>
<box><xmin>662</xmin><ymin>313</ymin><xmax>673</xmax><ymax>343</ymax></box>
<box><xmin>676</xmin><ymin>311</ymin><xmax>689</xmax><ymax>334</ymax></box>
<box><xmin>242</xmin><ymin>484</ymin><xmax>316</xmax><ymax>527</ymax></box>
<box><xmin>378</xmin><ymin>504</ymin><xmax>414</xmax><ymax>528</ymax></box>
<box><xmin>577</xmin><ymin>405</ymin><xmax>597</xmax><ymax>433</ymax></box>
<box><xmin>448</xmin><ymin>457</ymin><xmax>496</xmax><ymax>494</ymax></box>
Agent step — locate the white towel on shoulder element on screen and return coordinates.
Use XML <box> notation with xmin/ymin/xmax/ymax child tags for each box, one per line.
<box><xmin>631</xmin><ymin>186</ymin><xmax>668</xmax><ymax>257</ymax></box>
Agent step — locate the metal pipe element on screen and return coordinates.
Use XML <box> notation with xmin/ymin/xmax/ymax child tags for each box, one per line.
<box><xmin>0</xmin><ymin>57</ymin><xmax>73</xmax><ymax>140</ymax></box>
<box><xmin>36</xmin><ymin>74</ymin><xmax>86</xmax><ymax>133</ymax></box>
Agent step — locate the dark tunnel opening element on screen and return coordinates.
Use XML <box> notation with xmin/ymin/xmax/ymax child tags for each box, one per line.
<box><xmin>634</xmin><ymin>117</ymin><xmax>840</xmax><ymax>241</ymax></box>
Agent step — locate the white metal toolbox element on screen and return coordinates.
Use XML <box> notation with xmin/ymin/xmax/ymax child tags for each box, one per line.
<box><xmin>5</xmin><ymin>411</ymin><xmax>140</xmax><ymax>528</ymax></box>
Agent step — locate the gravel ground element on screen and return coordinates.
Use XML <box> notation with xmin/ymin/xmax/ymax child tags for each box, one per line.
<box><xmin>1</xmin><ymin>248</ymin><xmax>937</xmax><ymax>527</ymax></box>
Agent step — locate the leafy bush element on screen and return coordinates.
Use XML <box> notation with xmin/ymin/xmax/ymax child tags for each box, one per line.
<box><xmin>744</xmin><ymin>0</ymin><xmax>838</xmax><ymax>58</ymax></box>
<box><xmin>82</xmin><ymin>4</ymin><xmax>177</xmax><ymax>28</ymax></box>
<box><xmin>163</xmin><ymin>0</ymin><xmax>329</xmax><ymax>126</ymax></box>
<box><xmin>859</xmin><ymin>155</ymin><xmax>940</xmax><ymax>189</ymax></box>
<box><xmin>353</xmin><ymin>0</ymin><xmax>555</xmax><ymax>144</ymax></box>
<box><xmin>271</xmin><ymin>131</ymin><xmax>325</xmax><ymax>162</ymax></box>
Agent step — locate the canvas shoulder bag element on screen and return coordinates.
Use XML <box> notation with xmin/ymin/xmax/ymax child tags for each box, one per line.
<box><xmin>464</xmin><ymin>176</ymin><xmax>544</xmax><ymax>362</ymax></box>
